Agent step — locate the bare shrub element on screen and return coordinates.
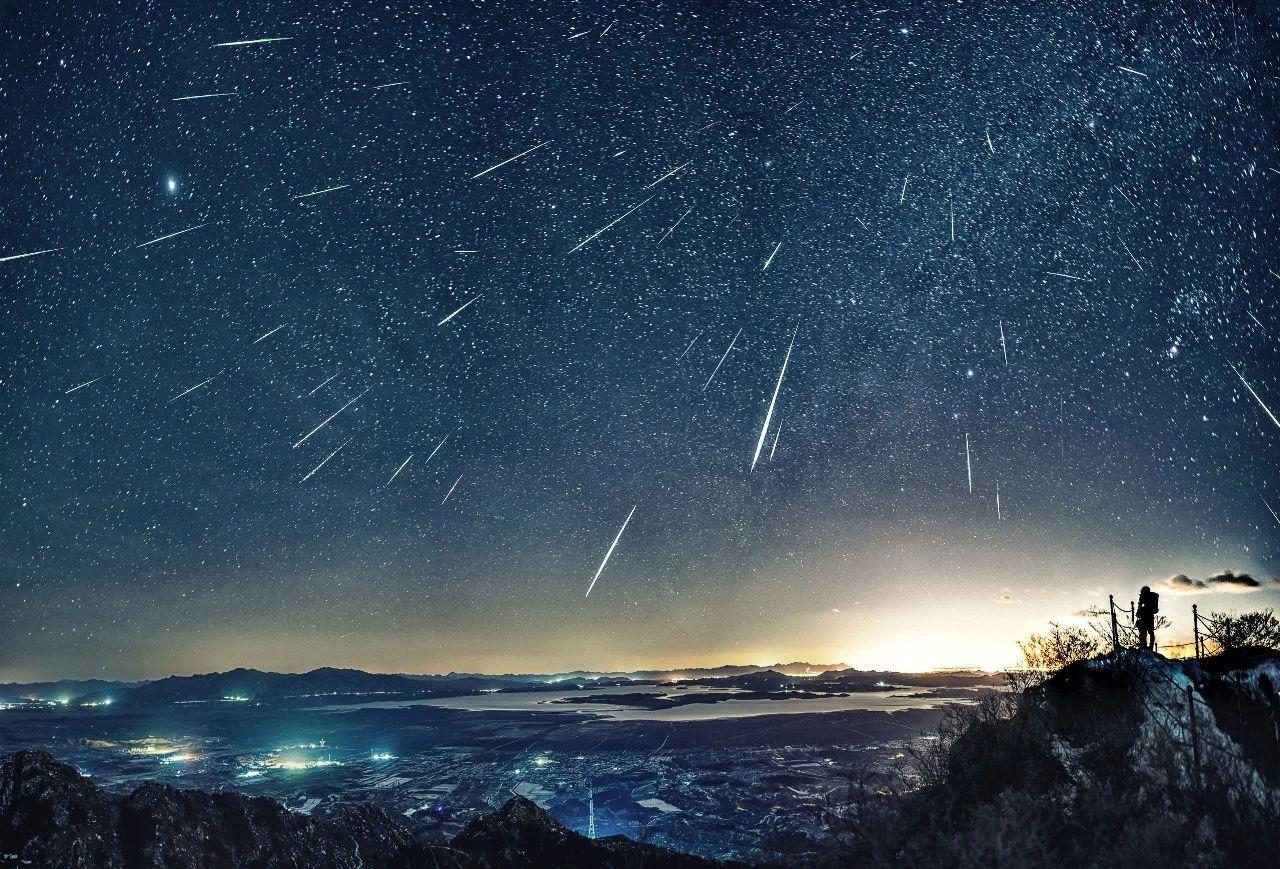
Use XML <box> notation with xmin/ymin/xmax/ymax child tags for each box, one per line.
<box><xmin>1202</xmin><ymin>609</ymin><xmax>1280</xmax><ymax>653</ymax></box>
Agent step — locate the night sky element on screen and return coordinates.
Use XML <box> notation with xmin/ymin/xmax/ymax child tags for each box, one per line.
<box><xmin>2</xmin><ymin>1</ymin><xmax>1278</xmax><ymax>682</ymax></box>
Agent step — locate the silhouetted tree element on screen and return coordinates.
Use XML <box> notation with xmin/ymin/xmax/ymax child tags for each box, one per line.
<box><xmin>1202</xmin><ymin>609</ymin><xmax>1280</xmax><ymax>653</ymax></box>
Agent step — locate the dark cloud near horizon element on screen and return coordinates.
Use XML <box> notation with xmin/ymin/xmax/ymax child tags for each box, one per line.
<box><xmin>1164</xmin><ymin>572</ymin><xmax>1277</xmax><ymax>593</ymax></box>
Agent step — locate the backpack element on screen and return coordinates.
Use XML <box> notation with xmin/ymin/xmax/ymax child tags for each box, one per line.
<box><xmin>1145</xmin><ymin>591</ymin><xmax>1159</xmax><ymax>615</ymax></box>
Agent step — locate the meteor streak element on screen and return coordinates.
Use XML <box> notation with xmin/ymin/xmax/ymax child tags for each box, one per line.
<box><xmin>65</xmin><ymin>377</ymin><xmax>100</xmax><ymax>394</ymax></box>
<box><xmin>999</xmin><ymin>322</ymin><xmax>1008</xmax><ymax>365</ymax></box>
<box><xmin>172</xmin><ymin>92</ymin><xmax>236</xmax><ymax>101</ymax></box>
<box><xmin>762</xmin><ymin>241</ymin><xmax>782</xmax><ymax>271</ymax></box>
<box><xmin>307</xmin><ymin>372</ymin><xmax>340</xmax><ymax>396</ymax></box>
<box><xmin>137</xmin><ymin>223</ymin><xmax>209</xmax><ymax>248</ymax></box>
<box><xmin>585</xmin><ymin>505</ymin><xmax>637</xmax><ymax>597</ymax></box>
<box><xmin>425</xmin><ymin>435</ymin><xmax>450</xmax><ymax>463</ymax></box>
<box><xmin>644</xmin><ymin>160</ymin><xmax>692</xmax><ymax>189</ymax></box>
<box><xmin>438</xmin><ymin>294</ymin><xmax>482</xmax><ymax>326</ymax></box>
<box><xmin>657</xmin><ymin>207</ymin><xmax>693</xmax><ymax>245</ymax></box>
<box><xmin>1262</xmin><ymin>497</ymin><xmax>1280</xmax><ymax>526</ymax></box>
<box><xmin>385</xmin><ymin>454</ymin><xmax>413</xmax><ymax>487</ymax></box>
<box><xmin>568</xmin><ymin>197</ymin><xmax>653</xmax><ymax>253</ymax></box>
<box><xmin>213</xmin><ymin>37</ymin><xmax>292</xmax><ymax>47</ymax></box>
<box><xmin>1118</xmin><ymin>238</ymin><xmax>1143</xmax><ymax>271</ymax></box>
<box><xmin>678</xmin><ymin>330</ymin><xmax>704</xmax><ymax>360</ymax></box>
<box><xmin>292</xmin><ymin>388</ymin><xmax>371</xmax><ymax>449</ymax></box>
<box><xmin>0</xmin><ymin>247</ymin><xmax>60</xmax><ymax>263</ymax></box>
<box><xmin>168</xmin><ymin>372</ymin><xmax>221</xmax><ymax>403</ymax></box>
<box><xmin>965</xmin><ymin>433</ymin><xmax>973</xmax><ymax>493</ymax></box>
<box><xmin>1046</xmin><ymin>271</ymin><xmax>1088</xmax><ymax>281</ymax></box>
<box><xmin>301</xmin><ymin>439</ymin><xmax>350</xmax><ymax>483</ymax></box>
<box><xmin>751</xmin><ymin>325</ymin><xmax>798</xmax><ymax>472</ymax></box>
<box><xmin>442</xmin><ymin>475</ymin><xmax>463</xmax><ymax>504</ymax></box>
<box><xmin>293</xmin><ymin>184</ymin><xmax>349</xmax><ymax>200</ymax></box>
<box><xmin>470</xmin><ymin>141</ymin><xmax>549</xmax><ymax>180</ymax></box>
<box><xmin>1229</xmin><ymin>362</ymin><xmax>1280</xmax><ymax>431</ymax></box>
<box><xmin>703</xmin><ymin>328</ymin><xmax>742</xmax><ymax>390</ymax></box>
<box><xmin>252</xmin><ymin>324</ymin><xmax>287</xmax><ymax>344</ymax></box>
<box><xmin>769</xmin><ymin>423</ymin><xmax>781</xmax><ymax>462</ymax></box>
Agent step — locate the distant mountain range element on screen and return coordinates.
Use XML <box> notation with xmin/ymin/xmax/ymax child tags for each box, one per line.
<box><xmin>0</xmin><ymin>661</ymin><xmax>1001</xmax><ymax>708</ymax></box>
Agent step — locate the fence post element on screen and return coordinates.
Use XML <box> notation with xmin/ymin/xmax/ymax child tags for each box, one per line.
<box><xmin>1109</xmin><ymin>595</ymin><xmax>1120</xmax><ymax>654</ymax></box>
<box><xmin>1192</xmin><ymin>604</ymin><xmax>1200</xmax><ymax>660</ymax></box>
<box><xmin>1186</xmin><ymin>685</ymin><xmax>1202</xmax><ymax>794</ymax></box>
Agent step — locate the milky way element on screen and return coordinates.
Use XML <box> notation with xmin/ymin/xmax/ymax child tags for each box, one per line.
<box><xmin>1</xmin><ymin>1</ymin><xmax>1277</xmax><ymax>680</ymax></box>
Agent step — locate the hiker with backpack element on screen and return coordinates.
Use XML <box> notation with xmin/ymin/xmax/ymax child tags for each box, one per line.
<box><xmin>1136</xmin><ymin>586</ymin><xmax>1159</xmax><ymax>651</ymax></box>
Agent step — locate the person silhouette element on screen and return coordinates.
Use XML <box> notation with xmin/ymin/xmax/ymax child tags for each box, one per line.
<box><xmin>1135</xmin><ymin>586</ymin><xmax>1159</xmax><ymax>651</ymax></box>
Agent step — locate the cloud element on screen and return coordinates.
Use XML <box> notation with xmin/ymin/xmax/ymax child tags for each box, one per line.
<box><xmin>1162</xmin><ymin>571</ymin><xmax>1278</xmax><ymax>594</ymax></box>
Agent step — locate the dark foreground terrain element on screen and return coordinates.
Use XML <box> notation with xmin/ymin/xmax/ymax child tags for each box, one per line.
<box><xmin>0</xmin><ymin>750</ymin><xmax>721</xmax><ymax>868</ymax></box>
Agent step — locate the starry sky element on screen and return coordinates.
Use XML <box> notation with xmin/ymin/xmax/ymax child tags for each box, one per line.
<box><xmin>2</xmin><ymin>1</ymin><xmax>1278</xmax><ymax>683</ymax></box>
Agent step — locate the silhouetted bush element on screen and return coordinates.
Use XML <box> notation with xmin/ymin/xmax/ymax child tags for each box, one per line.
<box><xmin>1202</xmin><ymin>609</ymin><xmax>1280</xmax><ymax>653</ymax></box>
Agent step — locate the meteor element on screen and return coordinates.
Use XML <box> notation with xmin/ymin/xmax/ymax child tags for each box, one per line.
<box><xmin>293</xmin><ymin>184</ymin><xmax>349</xmax><ymax>200</ymax></box>
<box><xmin>751</xmin><ymin>325</ymin><xmax>798</xmax><ymax>472</ymax></box>
<box><xmin>568</xmin><ymin>197</ymin><xmax>653</xmax><ymax>253</ymax></box>
<box><xmin>644</xmin><ymin>160</ymin><xmax>692</xmax><ymax>190</ymax></box>
<box><xmin>1118</xmin><ymin>66</ymin><xmax>1148</xmax><ymax>78</ymax></box>
<box><xmin>172</xmin><ymin>92</ymin><xmax>236</xmax><ymax>101</ymax></box>
<box><xmin>442</xmin><ymin>474</ymin><xmax>463</xmax><ymax>504</ymax></box>
<box><xmin>470</xmin><ymin>141</ymin><xmax>549</xmax><ymax>180</ymax></box>
<box><xmin>385</xmin><ymin>454</ymin><xmax>413</xmax><ymax>487</ymax></box>
<box><xmin>704</xmin><ymin>328</ymin><xmax>742</xmax><ymax>390</ymax></box>
<box><xmin>65</xmin><ymin>377</ymin><xmax>100</xmax><ymax>394</ymax></box>
<box><xmin>0</xmin><ymin>247</ymin><xmax>59</xmax><ymax>263</ymax></box>
<box><xmin>1118</xmin><ymin>238</ymin><xmax>1143</xmax><ymax>271</ymax></box>
<box><xmin>1262</xmin><ymin>497</ymin><xmax>1280</xmax><ymax>526</ymax></box>
<box><xmin>678</xmin><ymin>330</ymin><xmax>704</xmax><ymax>360</ymax></box>
<box><xmin>137</xmin><ymin>223</ymin><xmax>209</xmax><ymax>248</ymax></box>
<box><xmin>307</xmin><ymin>372</ymin><xmax>340</xmax><ymax>396</ymax></box>
<box><xmin>657</xmin><ymin>207</ymin><xmax>693</xmax><ymax>245</ymax></box>
<box><xmin>762</xmin><ymin>241</ymin><xmax>782</xmax><ymax>271</ymax></box>
<box><xmin>168</xmin><ymin>372</ymin><xmax>221</xmax><ymax>403</ymax></box>
<box><xmin>585</xmin><ymin>505</ymin><xmax>637</xmax><ymax>597</ymax></box>
<box><xmin>965</xmin><ymin>433</ymin><xmax>973</xmax><ymax>493</ymax></box>
<box><xmin>999</xmin><ymin>322</ymin><xmax>1008</xmax><ymax>365</ymax></box>
<box><xmin>252</xmin><ymin>323</ymin><xmax>287</xmax><ymax>344</ymax></box>
<box><xmin>292</xmin><ymin>388</ymin><xmax>371</xmax><ymax>449</ymax></box>
<box><xmin>301</xmin><ymin>439</ymin><xmax>351</xmax><ymax>483</ymax></box>
<box><xmin>438</xmin><ymin>294</ymin><xmax>482</xmax><ymax>326</ymax></box>
<box><xmin>769</xmin><ymin>423</ymin><xmax>781</xmax><ymax>462</ymax></box>
<box><xmin>1229</xmin><ymin>362</ymin><xmax>1280</xmax><ymax>431</ymax></box>
<box><xmin>213</xmin><ymin>37</ymin><xmax>292</xmax><ymax>47</ymax></box>
<box><xmin>1045</xmin><ymin>271</ymin><xmax>1088</xmax><ymax>281</ymax></box>
<box><xmin>425</xmin><ymin>435</ymin><xmax>450</xmax><ymax>463</ymax></box>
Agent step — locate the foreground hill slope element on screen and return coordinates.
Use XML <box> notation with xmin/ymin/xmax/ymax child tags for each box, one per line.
<box><xmin>830</xmin><ymin>648</ymin><xmax>1280</xmax><ymax>868</ymax></box>
<box><xmin>0</xmin><ymin>751</ymin><xmax>722</xmax><ymax>868</ymax></box>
